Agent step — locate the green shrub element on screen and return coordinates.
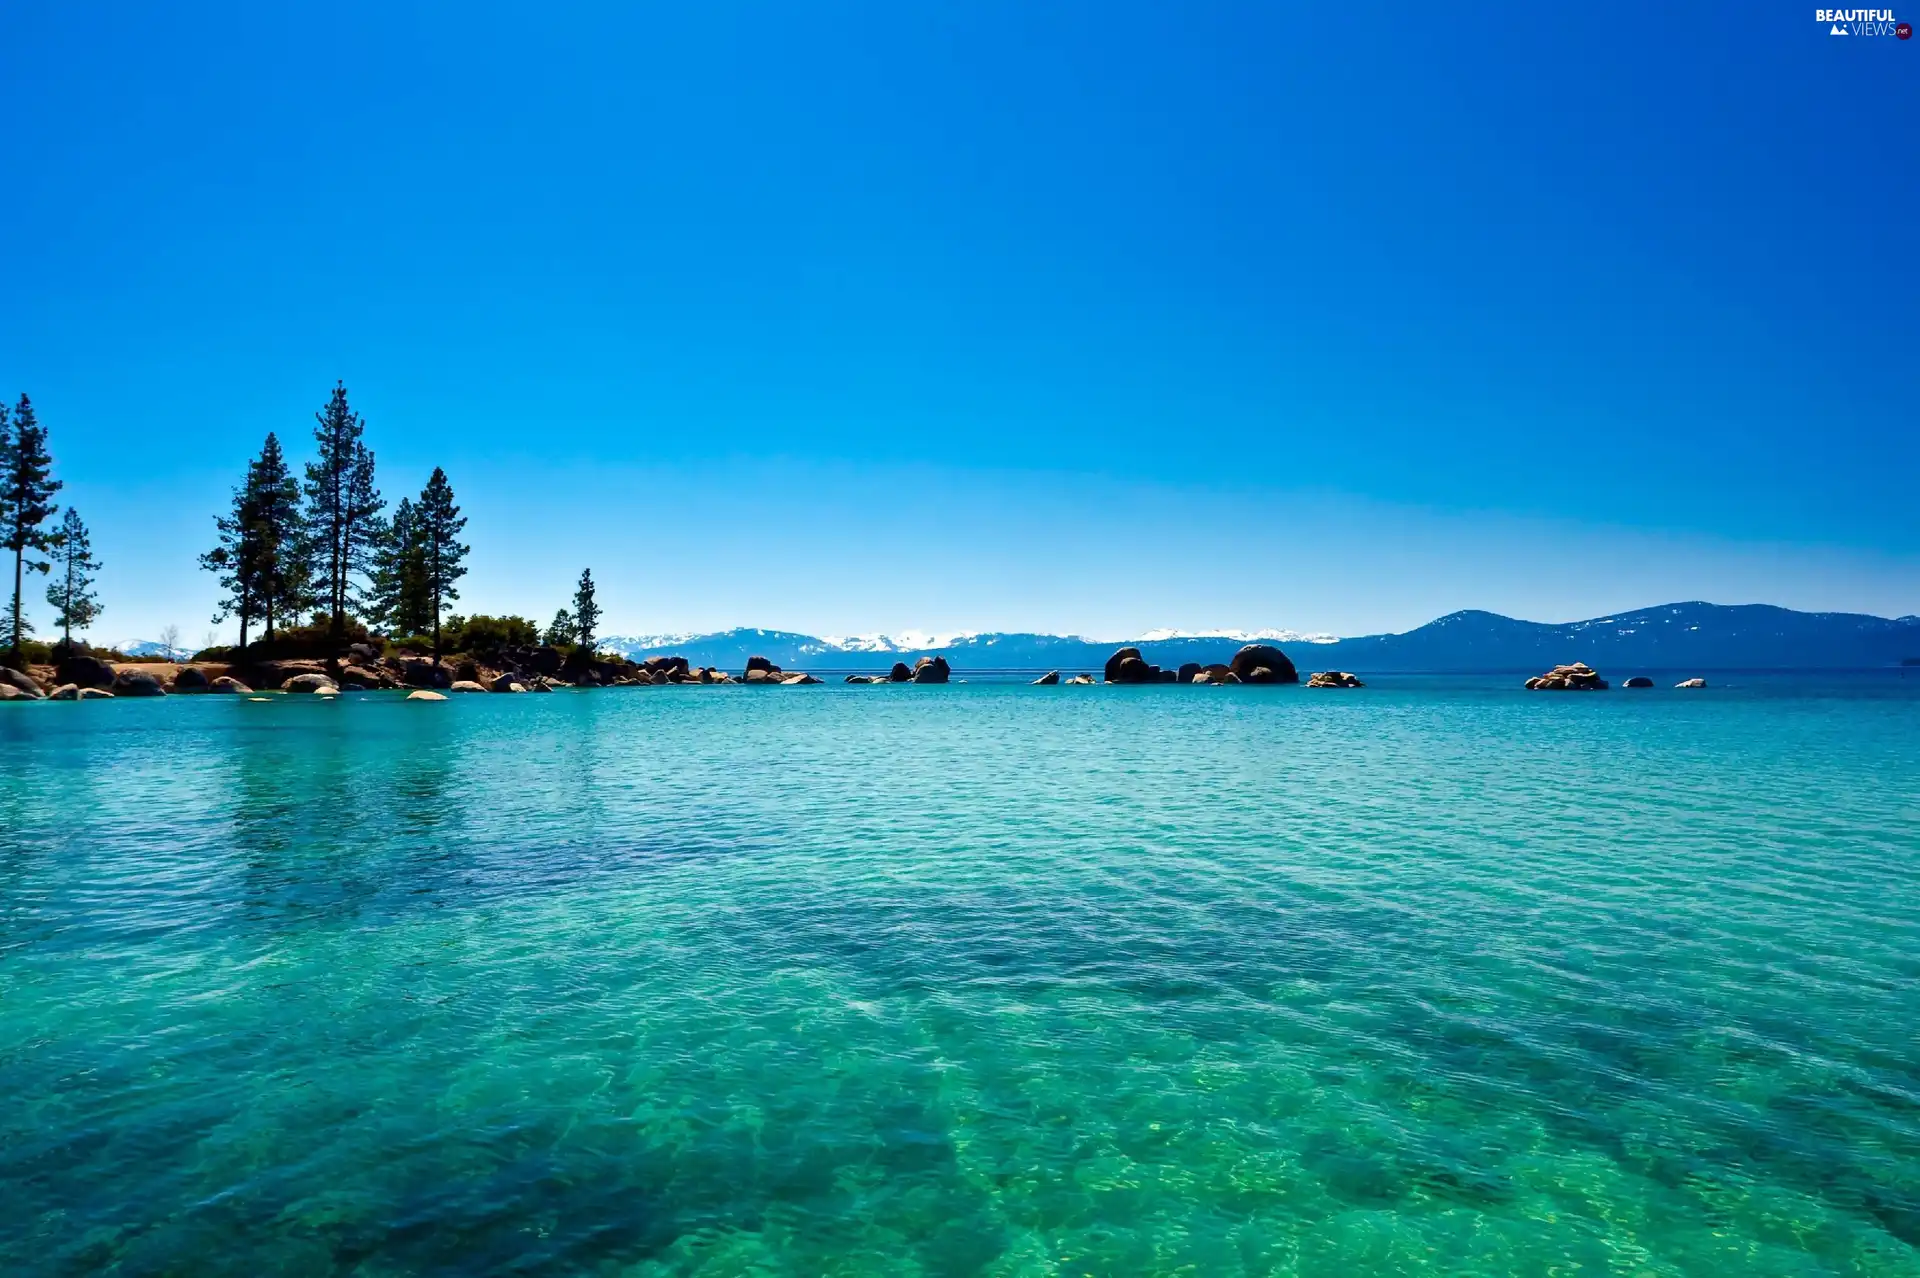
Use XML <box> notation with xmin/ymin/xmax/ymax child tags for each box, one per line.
<box><xmin>447</xmin><ymin>614</ymin><xmax>540</xmax><ymax>656</ymax></box>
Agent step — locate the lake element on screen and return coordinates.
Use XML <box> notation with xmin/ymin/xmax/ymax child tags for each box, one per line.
<box><xmin>3</xmin><ymin>676</ymin><xmax>1917</xmax><ymax>1275</ymax></box>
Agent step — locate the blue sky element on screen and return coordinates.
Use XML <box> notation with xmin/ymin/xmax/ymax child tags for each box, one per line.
<box><xmin>2</xmin><ymin>3</ymin><xmax>1914</xmax><ymax>643</ymax></box>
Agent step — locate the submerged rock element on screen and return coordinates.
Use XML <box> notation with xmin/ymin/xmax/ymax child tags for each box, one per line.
<box><xmin>1031</xmin><ymin>670</ymin><xmax>1060</xmax><ymax>685</ymax></box>
<box><xmin>1064</xmin><ymin>674</ymin><xmax>1096</xmax><ymax>685</ymax></box>
<box><xmin>406</xmin><ymin>690</ymin><xmax>447</xmax><ymax>702</ymax></box>
<box><xmin>1230</xmin><ymin>644</ymin><xmax>1299</xmax><ymax>684</ymax></box>
<box><xmin>781</xmin><ymin>673</ymin><xmax>822</xmax><ymax>685</ymax></box>
<box><xmin>1306</xmin><ymin>671</ymin><xmax>1365</xmax><ymax>688</ymax></box>
<box><xmin>449</xmin><ymin>680</ymin><xmax>490</xmax><ymax>693</ymax></box>
<box><xmin>1675</xmin><ymin>677</ymin><xmax>1707</xmax><ymax>688</ymax></box>
<box><xmin>1623</xmin><ymin>676</ymin><xmax>1654</xmax><ymax>688</ymax></box>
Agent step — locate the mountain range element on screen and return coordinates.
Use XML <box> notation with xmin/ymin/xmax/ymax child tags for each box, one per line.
<box><xmin>594</xmin><ymin>603</ymin><xmax>1920</xmax><ymax>673</ymax></box>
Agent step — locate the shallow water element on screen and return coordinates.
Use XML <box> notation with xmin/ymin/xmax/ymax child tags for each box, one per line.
<box><xmin>2</xmin><ymin>677</ymin><xmax>1918</xmax><ymax>1275</ymax></box>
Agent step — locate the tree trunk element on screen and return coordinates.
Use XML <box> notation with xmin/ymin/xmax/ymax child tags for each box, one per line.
<box><xmin>10</xmin><ymin>546</ymin><xmax>21</xmax><ymax>661</ymax></box>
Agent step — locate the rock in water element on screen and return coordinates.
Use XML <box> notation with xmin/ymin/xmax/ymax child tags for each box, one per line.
<box><xmin>745</xmin><ymin>655</ymin><xmax>776</xmax><ymax>675</ymax></box>
<box><xmin>0</xmin><ymin>684</ymin><xmax>31</xmax><ymax>701</ymax></box>
<box><xmin>173</xmin><ymin>666</ymin><xmax>211</xmax><ymax>692</ymax></box>
<box><xmin>781</xmin><ymin>673</ymin><xmax>822</xmax><ymax>685</ymax></box>
<box><xmin>283</xmin><ymin>673</ymin><xmax>339</xmax><ymax>694</ymax></box>
<box><xmin>1064</xmin><ymin>674</ymin><xmax>1096</xmax><ymax>685</ymax></box>
<box><xmin>1230</xmin><ymin>644</ymin><xmax>1299</xmax><ymax>684</ymax></box>
<box><xmin>210</xmin><ymin>676</ymin><xmax>252</xmax><ymax>694</ymax></box>
<box><xmin>450</xmin><ymin>680</ymin><xmax>490</xmax><ymax>693</ymax></box>
<box><xmin>912</xmin><ymin>656</ymin><xmax>951</xmax><ymax>684</ymax></box>
<box><xmin>1177</xmin><ymin>663</ymin><xmax>1202</xmax><ymax>683</ymax></box>
<box><xmin>1524</xmin><ymin>663</ymin><xmax>1608</xmax><ymax>691</ymax></box>
<box><xmin>113</xmin><ymin>670</ymin><xmax>168</xmax><ymax>697</ymax></box>
<box><xmin>2</xmin><ymin>667</ymin><xmax>45</xmax><ymax>698</ymax></box>
<box><xmin>1676</xmin><ymin>677</ymin><xmax>1707</xmax><ymax>688</ymax></box>
<box><xmin>406</xmin><ymin>690</ymin><xmax>447</xmax><ymax>701</ymax></box>
<box><xmin>1103</xmin><ymin>647</ymin><xmax>1143</xmax><ymax>683</ymax></box>
<box><xmin>1624</xmin><ymin>676</ymin><xmax>1654</xmax><ymax>688</ymax></box>
<box><xmin>888</xmin><ymin>662</ymin><xmax>913</xmax><ymax>683</ymax></box>
<box><xmin>1031</xmin><ymin>670</ymin><xmax>1060</xmax><ymax>685</ymax></box>
<box><xmin>1306</xmin><ymin>671</ymin><xmax>1365</xmax><ymax>688</ymax></box>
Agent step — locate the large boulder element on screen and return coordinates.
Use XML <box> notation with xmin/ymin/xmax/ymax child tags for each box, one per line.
<box><xmin>1</xmin><ymin>667</ymin><xmax>45</xmax><ymax>698</ymax></box>
<box><xmin>643</xmin><ymin>655</ymin><xmax>691</xmax><ymax>676</ymax></box>
<box><xmin>113</xmin><ymin>669</ymin><xmax>168</xmax><ymax>697</ymax></box>
<box><xmin>744</xmin><ymin>668</ymin><xmax>776</xmax><ymax>684</ymax></box>
<box><xmin>745</xmin><ymin>655</ymin><xmax>777</xmax><ymax>675</ymax></box>
<box><xmin>1110</xmin><ymin>655</ymin><xmax>1153</xmax><ymax>684</ymax></box>
<box><xmin>449</xmin><ymin>680</ymin><xmax>490</xmax><ymax>693</ymax></box>
<box><xmin>0</xmin><ymin>684</ymin><xmax>33</xmax><ymax>701</ymax></box>
<box><xmin>1623</xmin><ymin>676</ymin><xmax>1655</xmax><ymax>689</ymax></box>
<box><xmin>50</xmin><ymin>684</ymin><xmax>113</xmax><ymax>700</ymax></box>
<box><xmin>912</xmin><ymin>655</ymin><xmax>950</xmax><ymax>684</ymax></box>
<box><xmin>347</xmin><ymin>642</ymin><xmax>380</xmax><ymax>665</ymax></box>
<box><xmin>284</xmin><ymin>673</ymin><xmax>339</xmax><ymax>693</ymax></box>
<box><xmin>1176</xmin><ymin>663</ymin><xmax>1202</xmax><ymax>684</ymax></box>
<box><xmin>1031</xmin><ymin>670</ymin><xmax>1060</xmax><ymax>685</ymax></box>
<box><xmin>406</xmin><ymin>690</ymin><xmax>447</xmax><ymax>702</ymax></box>
<box><xmin>210</xmin><ymin>676</ymin><xmax>252</xmax><ymax>694</ymax></box>
<box><xmin>57</xmin><ymin>654</ymin><xmax>117</xmax><ymax>689</ymax></box>
<box><xmin>1230</xmin><ymin>644</ymin><xmax>1299</xmax><ymax>685</ymax></box>
<box><xmin>1103</xmin><ymin>647</ymin><xmax>1143</xmax><ymax>683</ymax></box>
<box><xmin>173</xmin><ymin>666</ymin><xmax>211</xmax><ymax>692</ymax></box>
<box><xmin>887</xmin><ymin>661</ymin><xmax>913</xmax><ymax>683</ymax></box>
<box><xmin>1524</xmin><ymin>663</ymin><xmax>1608</xmax><ymax>691</ymax></box>
<box><xmin>399</xmin><ymin>657</ymin><xmax>453</xmax><ymax>689</ymax></box>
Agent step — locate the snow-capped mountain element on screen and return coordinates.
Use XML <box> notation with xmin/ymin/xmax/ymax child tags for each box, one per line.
<box><xmin>1133</xmin><ymin>627</ymin><xmax>1339</xmax><ymax>644</ymax></box>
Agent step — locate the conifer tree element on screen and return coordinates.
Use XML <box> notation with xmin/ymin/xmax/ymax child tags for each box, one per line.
<box><xmin>545</xmin><ymin>609</ymin><xmax>577</xmax><ymax>647</ymax></box>
<box><xmin>572</xmin><ymin>568</ymin><xmax>600</xmax><ymax>654</ymax></box>
<box><xmin>45</xmin><ymin>508</ymin><xmax>102</xmax><ymax>648</ymax></box>
<box><xmin>303</xmin><ymin>382</ymin><xmax>383</xmax><ymax>655</ymax></box>
<box><xmin>204</xmin><ymin>433</ymin><xmax>308</xmax><ymax>652</ymax></box>
<box><xmin>1</xmin><ymin>395</ymin><xmax>62</xmax><ymax>664</ymax></box>
<box><xmin>417</xmin><ymin>467</ymin><xmax>469</xmax><ymax>660</ymax></box>
<box><xmin>368</xmin><ymin>497</ymin><xmax>430</xmax><ymax>638</ymax></box>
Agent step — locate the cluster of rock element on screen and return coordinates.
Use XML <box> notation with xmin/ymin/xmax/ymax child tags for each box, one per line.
<box><xmin>1524</xmin><ymin>663</ymin><xmax>1609</xmax><ymax>691</ymax></box>
<box><xmin>1306</xmin><ymin>671</ymin><xmax>1365</xmax><ymax>688</ymax></box>
<box><xmin>1093</xmin><ymin>643</ymin><xmax>1300</xmax><ymax>685</ymax></box>
<box><xmin>843</xmin><ymin>656</ymin><xmax>950</xmax><ymax>684</ymax></box>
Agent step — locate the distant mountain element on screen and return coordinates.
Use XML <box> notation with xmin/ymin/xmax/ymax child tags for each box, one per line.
<box><xmin>600</xmin><ymin>604</ymin><xmax>1920</xmax><ymax>672</ymax></box>
<box><xmin>109</xmin><ymin>639</ymin><xmax>180</xmax><ymax>659</ymax></box>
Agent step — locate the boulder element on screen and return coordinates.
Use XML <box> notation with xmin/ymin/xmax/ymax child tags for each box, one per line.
<box><xmin>1524</xmin><ymin>663</ymin><xmax>1608</xmax><ymax>691</ymax></box>
<box><xmin>210</xmin><ymin>676</ymin><xmax>252</xmax><ymax>694</ymax></box>
<box><xmin>347</xmin><ymin>642</ymin><xmax>380</xmax><ymax>665</ymax></box>
<box><xmin>643</xmin><ymin>655</ymin><xmax>691</xmax><ymax>676</ymax></box>
<box><xmin>1103</xmin><ymin>647</ymin><xmax>1143</xmax><ymax>683</ymax></box>
<box><xmin>1230</xmin><ymin>644</ymin><xmax>1299</xmax><ymax>685</ymax></box>
<box><xmin>2</xmin><ymin>667</ymin><xmax>45</xmax><ymax>697</ymax></box>
<box><xmin>1177</xmin><ymin>663</ymin><xmax>1202</xmax><ymax>684</ymax></box>
<box><xmin>79</xmin><ymin>687</ymin><xmax>114</xmax><ymax>699</ymax></box>
<box><xmin>0</xmin><ymin>684</ymin><xmax>31</xmax><ymax>701</ymax></box>
<box><xmin>450</xmin><ymin>680</ymin><xmax>490</xmax><ymax>693</ymax></box>
<box><xmin>888</xmin><ymin>661</ymin><xmax>913</xmax><ymax>683</ymax></box>
<box><xmin>47</xmin><ymin>684</ymin><xmax>80</xmax><ymax>700</ymax></box>
<box><xmin>339</xmin><ymin>664</ymin><xmax>389</xmax><ymax>690</ymax></box>
<box><xmin>173</xmin><ymin>666</ymin><xmax>211</xmax><ymax>692</ymax></box>
<box><xmin>284</xmin><ymin>673</ymin><xmax>339</xmax><ymax>694</ymax></box>
<box><xmin>1064</xmin><ymin>674</ymin><xmax>1096</xmax><ymax>685</ymax></box>
<box><xmin>745</xmin><ymin>655</ymin><xmax>777</xmax><ymax>675</ymax></box>
<box><xmin>1623</xmin><ymin>676</ymin><xmax>1655</xmax><ymax>689</ymax></box>
<box><xmin>1156</xmin><ymin>668</ymin><xmax>1177</xmax><ymax>683</ymax></box>
<box><xmin>400</xmin><ymin>657</ymin><xmax>453</xmax><ymax>689</ymax></box>
<box><xmin>113</xmin><ymin>669</ymin><xmax>168</xmax><ymax>697</ymax></box>
<box><xmin>406</xmin><ymin>690</ymin><xmax>447</xmax><ymax>702</ymax></box>
<box><xmin>1110</xmin><ymin>655</ymin><xmax>1153</xmax><ymax>684</ymax></box>
<box><xmin>1031</xmin><ymin>670</ymin><xmax>1060</xmax><ymax>685</ymax></box>
<box><xmin>1675</xmin><ymin>678</ymin><xmax>1707</xmax><ymax>689</ymax></box>
<box><xmin>57</xmin><ymin>654</ymin><xmax>117</xmax><ymax>689</ymax></box>
<box><xmin>1306</xmin><ymin>671</ymin><xmax>1365</xmax><ymax>688</ymax></box>
<box><xmin>650</xmin><ymin>670</ymin><xmax>671</xmax><ymax>685</ymax></box>
<box><xmin>745</xmin><ymin>668</ymin><xmax>776</xmax><ymax>684</ymax></box>
<box><xmin>912</xmin><ymin>656</ymin><xmax>951</xmax><ymax>684</ymax></box>
<box><xmin>781</xmin><ymin>673</ymin><xmax>822</xmax><ymax>685</ymax></box>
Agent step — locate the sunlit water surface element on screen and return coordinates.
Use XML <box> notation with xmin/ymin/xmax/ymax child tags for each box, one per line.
<box><xmin>3</xmin><ymin>676</ymin><xmax>1917</xmax><ymax>1275</ymax></box>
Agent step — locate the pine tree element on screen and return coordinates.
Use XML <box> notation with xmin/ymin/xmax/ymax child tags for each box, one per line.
<box><xmin>416</xmin><ymin>467</ymin><xmax>469</xmax><ymax>660</ymax></box>
<box><xmin>367</xmin><ymin>497</ymin><xmax>430</xmax><ymax>638</ymax></box>
<box><xmin>45</xmin><ymin>508</ymin><xmax>102</xmax><ymax>648</ymax></box>
<box><xmin>303</xmin><ymin>382</ymin><xmax>383</xmax><ymax>656</ymax></box>
<box><xmin>1</xmin><ymin>395</ymin><xmax>62</xmax><ymax>664</ymax></box>
<box><xmin>572</xmin><ymin>568</ymin><xmax>600</xmax><ymax>654</ymax></box>
<box><xmin>203</xmin><ymin>433</ymin><xmax>308</xmax><ymax>652</ymax></box>
<box><xmin>545</xmin><ymin>609</ymin><xmax>577</xmax><ymax>647</ymax></box>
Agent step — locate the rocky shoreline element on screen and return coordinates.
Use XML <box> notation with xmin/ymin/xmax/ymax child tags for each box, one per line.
<box><xmin>0</xmin><ymin>641</ymin><xmax>1711</xmax><ymax>701</ymax></box>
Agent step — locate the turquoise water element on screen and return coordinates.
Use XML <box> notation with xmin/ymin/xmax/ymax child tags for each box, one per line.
<box><xmin>2</xmin><ymin>677</ymin><xmax>1917</xmax><ymax>1276</ymax></box>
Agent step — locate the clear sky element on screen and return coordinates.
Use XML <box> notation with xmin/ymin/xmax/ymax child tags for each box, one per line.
<box><xmin>2</xmin><ymin>3</ymin><xmax>1914</xmax><ymax>644</ymax></box>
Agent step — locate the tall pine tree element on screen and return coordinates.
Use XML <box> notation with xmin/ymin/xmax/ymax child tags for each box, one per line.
<box><xmin>367</xmin><ymin>497</ymin><xmax>431</xmax><ymax>638</ymax></box>
<box><xmin>45</xmin><ymin>508</ymin><xmax>102</xmax><ymax>649</ymax></box>
<box><xmin>303</xmin><ymin>382</ymin><xmax>383</xmax><ymax>655</ymax></box>
<box><xmin>417</xmin><ymin>468</ymin><xmax>469</xmax><ymax>660</ymax></box>
<box><xmin>572</xmin><ymin>568</ymin><xmax>600</xmax><ymax>654</ymax></box>
<box><xmin>203</xmin><ymin>433</ymin><xmax>308</xmax><ymax>653</ymax></box>
<box><xmin>1</xmin><ymin>395</ymin><xmax>62</xmax><ymax>664</ymax></box>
